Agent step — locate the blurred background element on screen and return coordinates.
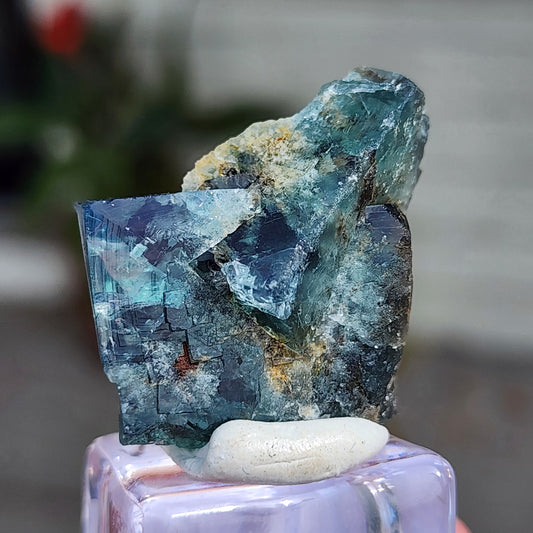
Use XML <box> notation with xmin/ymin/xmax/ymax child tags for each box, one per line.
<box><xmin>1</xmin><ymin>0</ymin><xmax>532</xmax><ymax>531</ymax></box>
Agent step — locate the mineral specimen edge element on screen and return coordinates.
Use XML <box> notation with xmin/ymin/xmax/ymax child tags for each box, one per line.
<box><xmin>77</xmin><ymin>67</ymin><xmax>428</xmax><ymax>448</ymax></box>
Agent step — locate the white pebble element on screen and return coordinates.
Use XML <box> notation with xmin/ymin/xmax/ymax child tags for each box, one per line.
<box><xmin>163</xmin><ymin>417</ymin><xmax>388</xmax><ymax>484</ymax></box>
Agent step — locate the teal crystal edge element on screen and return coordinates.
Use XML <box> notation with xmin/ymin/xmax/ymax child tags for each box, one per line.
<box><xmin>76</xmin><ymin>67</ymin><xmax>428</xmax><ymax>448</ymax></box>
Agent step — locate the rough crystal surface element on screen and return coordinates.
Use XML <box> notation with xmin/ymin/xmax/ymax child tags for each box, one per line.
<box><xmin>77</xmin><ymin>67</ymin><xmax>428</xmax><ymax>447</ymax></box>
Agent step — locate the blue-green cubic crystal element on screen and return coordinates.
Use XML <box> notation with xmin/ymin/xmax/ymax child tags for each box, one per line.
<box><xmin>76</xmin><ymin>68</ymin><xmax>428</xmax><ymax>447</ymax></box>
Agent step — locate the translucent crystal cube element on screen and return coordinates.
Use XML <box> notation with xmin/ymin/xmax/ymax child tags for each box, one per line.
<box><xmin>81</xmin><ymin>433</ymin><xmax>455</xmax><ymax>533</ymax></box>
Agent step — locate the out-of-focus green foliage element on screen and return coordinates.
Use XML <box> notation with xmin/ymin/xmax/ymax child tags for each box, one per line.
<box><xmin>5</xmin><ymin>20</ymin><xmax>280</xmax><ymax>242</ymax></box>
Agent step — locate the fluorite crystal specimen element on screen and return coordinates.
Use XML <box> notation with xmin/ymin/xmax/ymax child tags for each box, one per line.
<box><xmin>77</xmin><ymin>67</ymin><xmax>428</xmax><ymax>448</ymax></box>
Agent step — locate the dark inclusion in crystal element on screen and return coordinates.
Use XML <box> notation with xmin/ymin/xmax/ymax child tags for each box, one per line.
<box><xmin>76</xmin><ymin>67</ymin><xmax>428</xmax><ymax>447</ymax></box>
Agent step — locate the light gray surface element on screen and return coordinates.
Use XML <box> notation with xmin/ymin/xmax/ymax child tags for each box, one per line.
<box><xmin>0</xmin><ymin>303</ymin><xmax>117</xmax><ymax>533</ymax></box>
<box><xmin>392</xmin><ymin>340</ymin><xmax>533</xmax><ymax>533</ymax></box>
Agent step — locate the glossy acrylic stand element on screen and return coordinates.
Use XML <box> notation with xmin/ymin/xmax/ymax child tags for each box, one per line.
<box><xmin>81</xmin><ymin>433</ymin><xmax>455</xmax><ymax>532</ymax></box>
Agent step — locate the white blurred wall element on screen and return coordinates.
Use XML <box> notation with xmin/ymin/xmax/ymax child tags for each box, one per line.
<box><xmin>185</xmin><ymin>0</ymin><xmax>533</xmax><ymax>355</ymax></box>
<box><xmin>20</xmin><ymin>0</ymin><xmax>533</xmax><ymax>355</ymax></box>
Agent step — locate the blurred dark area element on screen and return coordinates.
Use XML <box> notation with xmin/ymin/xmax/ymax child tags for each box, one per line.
<box><xmin>1</xmin><ymin>1</ymin><xmax>532</xmax><ymax>532</ymax></box>
<box><xmin>0</xmin><ymin>1</ymin><xmax>41</xmax><ymax>196</ymax></box>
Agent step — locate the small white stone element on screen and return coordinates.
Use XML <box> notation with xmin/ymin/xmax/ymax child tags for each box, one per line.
<box><xmin>163</xmin><ymin>417</ymin><xmax>389</xmax><ymax>484</ymax></box>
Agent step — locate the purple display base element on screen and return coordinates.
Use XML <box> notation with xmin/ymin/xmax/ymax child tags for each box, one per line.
<box><xmin>82</xmin><ymin>433</ymin><xmax>455</xmax><ymax>532</ymax></box>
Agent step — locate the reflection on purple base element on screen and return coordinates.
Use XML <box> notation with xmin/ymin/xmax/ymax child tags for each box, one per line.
<box><xmin>81</xmin><ymin>433</ymin><xmax>455</xmax><ymax>533</ymax></box>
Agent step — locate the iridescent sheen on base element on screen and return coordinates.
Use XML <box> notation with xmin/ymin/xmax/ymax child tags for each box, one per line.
<box><xmin>82</xmin><ymin>433</ymin><xmax>455</xmax><ymax>532</ymax></box>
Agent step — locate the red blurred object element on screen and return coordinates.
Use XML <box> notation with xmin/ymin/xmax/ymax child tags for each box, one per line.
<box><xmin>35</xmin><ymin>2</ymin><xmax>85</xmax><ymax>56</ymax></box>
<box><xmin>456</xmin><ymin>518</ymin><xmax>471</xmax><ymax>533</ymax></box>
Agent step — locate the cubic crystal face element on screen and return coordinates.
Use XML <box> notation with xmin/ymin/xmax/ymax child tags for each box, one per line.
<box><xmin>76</xmin><ymin>67</ymin><xmax>428</xmax><ymax>447</ymax></box>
